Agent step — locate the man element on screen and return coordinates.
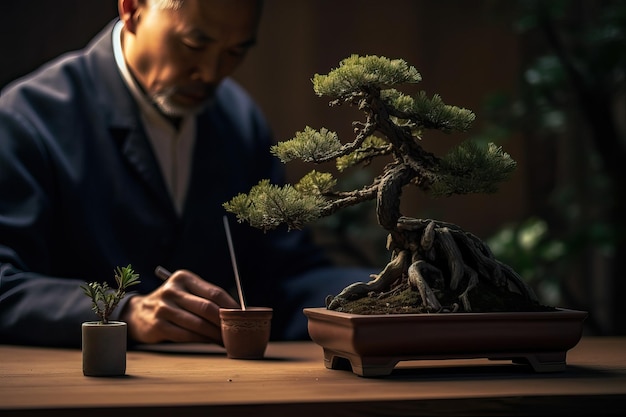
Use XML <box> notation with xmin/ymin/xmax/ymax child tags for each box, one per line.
<box><xmin>0</xmin><ymin>0</ymin><xmax>371</xmax><ymax>347</ymax></box>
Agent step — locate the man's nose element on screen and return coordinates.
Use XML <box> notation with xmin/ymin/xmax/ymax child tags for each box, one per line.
<box><xmin>192</xmin><ymin>58</ymin><xmax>219</xmax><ymax>83</ymax></box>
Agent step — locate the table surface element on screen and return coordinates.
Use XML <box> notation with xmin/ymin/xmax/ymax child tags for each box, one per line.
<box><xmin>2</xmin><ymin>337</ymin><xmax>626</xmax><ymax>417</ymax></box>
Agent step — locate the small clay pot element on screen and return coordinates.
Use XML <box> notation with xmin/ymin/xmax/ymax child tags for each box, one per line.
<box><xmin>219</xmin><ymin>307</ymin><xmax>273</xmax><ymax>359</ymax></box>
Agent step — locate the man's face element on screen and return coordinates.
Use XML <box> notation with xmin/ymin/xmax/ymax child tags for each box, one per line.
<box><xmin>123</xmin><ymin>0</ymin><xmax>261</xmax><ymax>117</ymax></box>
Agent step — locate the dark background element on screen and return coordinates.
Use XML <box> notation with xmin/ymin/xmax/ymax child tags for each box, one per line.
<box><xmin>0</xmin><ymin>0</ymin><xmax>525</xmax><ymax>238</ymax></box>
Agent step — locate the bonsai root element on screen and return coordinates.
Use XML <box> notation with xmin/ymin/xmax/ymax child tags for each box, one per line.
<box><xmin>407</xmin><ymin>260</ymin><xmax>442</xmax><ymax>312</ymax></box>
<box><xmin>326</xmin><ymin>217</ymin><xmax>545</xmax><ymax>314</ymax></box>
<box><xmin>326</xmin><ymin>249</ymin><xmax>408</xmax><ymax>309</ymax></box>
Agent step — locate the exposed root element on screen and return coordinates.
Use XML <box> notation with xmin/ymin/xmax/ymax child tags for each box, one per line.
<box><xmin>326</xmin><ymin>216</ymin><xmax>544</xmax><ymax>314</ymax></box>
<box><xmin>436</xmin><ymin>227</ymin><xmax>464</xmax><ymax>291</ymax></box>
<box><xmin>407</xmin><ymin>260</ymin><xmax>442</xmax><ymax>312</ymax></box>
<box><xmin>326</xmin><ymin>249</ymin><xmax>409</xmax><ymax>309</ymax></box>
<box><xmin>458</xmin><ymin>265</ymin><xmax>479</xmax><ymax>311</ymax></box>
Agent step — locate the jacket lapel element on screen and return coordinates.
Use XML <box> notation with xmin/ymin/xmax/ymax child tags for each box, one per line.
<box><xmin>119</xmin><ymin>127</ymin><xmax>172</xmax><ymax>210</ymax></box>
<box><xmin>86</xmin><ymin>19</ymin><xmax>173</xmax><ymax>213</ymax></box>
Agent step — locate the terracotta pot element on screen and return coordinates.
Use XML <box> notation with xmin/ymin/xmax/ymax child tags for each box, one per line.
<box><xmin>219</xmin><ymin>307</ymin><xmax>272</xmax><ymax>359</ymax></box>
<box><xmin>81</xmin><ymin>321</ymin><xmax>127</xmax><ymax>376</ymax></box>
<box><xmin>304</xmin><ymin>307</ymin><xmax>588</xmax><ymax>377</ymax></box>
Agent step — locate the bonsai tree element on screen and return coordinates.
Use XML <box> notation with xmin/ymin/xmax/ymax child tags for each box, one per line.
<box><xmin>81</xmin><ymin>264</ymin><xmax>140</xmax><ymax>324</ymax></box>
<box><xmin>224</xmin><ymin>55</ymin><xmax>546</xmax><ymax>315</ymax></box>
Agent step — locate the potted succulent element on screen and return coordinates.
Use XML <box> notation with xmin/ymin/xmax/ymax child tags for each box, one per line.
<box><xmin>80</xmin><ymin>264</ymin><xmax>140</xmax><ymax>376</ymax></box>
<box><xmin>224</xmin><ymin>55</ymin><xmax>587</xmax><ymax>376</ymax></box>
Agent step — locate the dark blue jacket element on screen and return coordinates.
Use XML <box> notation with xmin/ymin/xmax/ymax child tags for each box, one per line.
<box><xmin>0</xmin><ymin>20</ymin><xmax>331</xmax><ymax>346</ymax></box>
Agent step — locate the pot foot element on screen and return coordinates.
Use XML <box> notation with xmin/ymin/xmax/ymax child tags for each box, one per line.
<box><xmin>505</xmin><ymin>351</ymin><xmax>567</xmax><ymax>372</ymax></box>
<box><xmin>323</xmin><ymin>348</ymin><xmax>569</xmax><ymax>376</ymax></box>
<box><xmin>323</xmin><ymin>349</ymin><xmax>398</xmax><ymax>377</ymax></box>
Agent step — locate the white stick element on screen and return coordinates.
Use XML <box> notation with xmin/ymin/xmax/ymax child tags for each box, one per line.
<box><xmin>223</xmin><ymin>215</ymin><xmax>246</xmax><ymax>310</ymax></box>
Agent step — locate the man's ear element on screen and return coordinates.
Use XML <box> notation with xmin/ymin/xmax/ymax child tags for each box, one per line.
<box><xmin>118</xmin><ymin>0</ymin><xmax>142</xmax><ymax>34</ymax></box>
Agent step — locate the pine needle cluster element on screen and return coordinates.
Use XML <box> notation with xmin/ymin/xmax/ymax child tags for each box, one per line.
<box><xmin>223</xmin><ymin>180</ymin><xmax>326</xmax><ymax>231</ymax></box>
<box><xmin>312</xmin><ymin>55</ymin><xmax>422</xmax><ymax>98</ymax></box>
<box><xmin>432</xmin><ymin>142</ymin><xmax>517</xmax><ymax>196</ymax></box>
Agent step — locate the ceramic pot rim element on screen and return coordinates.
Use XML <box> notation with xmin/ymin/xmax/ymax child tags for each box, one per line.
<box><xmin>82</xmin><ymin>321</ymin><xmax>127</xmax><ymax>327</ymax></box>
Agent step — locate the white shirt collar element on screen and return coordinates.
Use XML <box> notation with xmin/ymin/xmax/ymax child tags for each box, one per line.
<box><xmin>112</xmin><ymin>20</ymin><xmax>195</xmax><ymax>216</ymax></box>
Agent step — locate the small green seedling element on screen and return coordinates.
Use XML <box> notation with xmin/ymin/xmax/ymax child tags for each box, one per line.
<box><xmin>81</xmin><ymin>264</ymin><xmax>140</xmax><ymax>324</ymax></box>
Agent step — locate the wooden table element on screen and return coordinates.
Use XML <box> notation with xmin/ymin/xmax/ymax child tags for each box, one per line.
<box><xmin>1</xmin><ymin>338</ymin><xmax>625</xmax><ymax>416</ymax></box>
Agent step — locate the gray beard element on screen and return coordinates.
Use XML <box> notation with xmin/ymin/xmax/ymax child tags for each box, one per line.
<box><xmin>151</xmin><ymin>90</ymin><xmax>214</xmax><ymax>118</ymax></box>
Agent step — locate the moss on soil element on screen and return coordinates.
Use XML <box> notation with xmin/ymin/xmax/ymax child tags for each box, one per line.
<box><xmin>331</xmin><ymin>280</ymin><xmax>556</xmax><ymax>315</ymax></box>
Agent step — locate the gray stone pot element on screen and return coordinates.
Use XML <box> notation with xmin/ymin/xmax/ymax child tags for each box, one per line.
<box><xmin>81</xmin><ymin>321</ymin><xmax>127</xmax><ymax>376</ymax></box>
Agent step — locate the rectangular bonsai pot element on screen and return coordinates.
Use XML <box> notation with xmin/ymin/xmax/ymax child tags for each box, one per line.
<box><xmin>303</xmin><ymin>307</ymin><xmax>588</xmax><ymax>377</ymax></box>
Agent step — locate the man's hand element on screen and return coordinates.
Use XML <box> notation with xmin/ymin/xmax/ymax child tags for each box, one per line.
<box><xmin>120</xmin><ymin>269</ymin><xmax>240</xmax><ymax>344</ymax></box>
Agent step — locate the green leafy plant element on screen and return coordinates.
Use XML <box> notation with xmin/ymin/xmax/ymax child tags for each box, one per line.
<box><xmin>80</xmin><ymin>264</ymin><xmax>141</xmax><ymax>324</ymax></box>
<box><xmin>225</xmin><ymin>54</ymin><xmax>548</xmax><ymax>315</ymax></box>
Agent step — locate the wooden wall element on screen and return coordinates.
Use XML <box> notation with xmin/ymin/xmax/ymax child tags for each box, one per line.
<box><xmin>0</xmin><ymin>0</ymin><xmax>527</xmax><ymax>243</ymax></box>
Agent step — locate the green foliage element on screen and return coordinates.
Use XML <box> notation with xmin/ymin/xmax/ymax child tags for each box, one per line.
<box><xmin>224</xmin><ymin>54</ymin><xmax>515</xmax><ymax>234</ymax></box>
<box><xmin>410</xmin><ymin>91</ymin><xmax>476</xmax><ymax>132</ymax></box>
<box><xmin>431</xmin><ymin>142</ymin><xmax>517</xmax><ymax>196</ymax></box>
<box><xmin>487</xmin><ymin>217</ymin><xmax>566</xmax><ymax>306</ymax></box>
<box><xmin>382</xmin><ymin>90</ymin><xmax>476</xmax><ymax>132</ymax></box>
<box><xmin>295</xmin><ymin>170</ymin><xmax>337</xmax><ymax>195</ymax></box>
<box><xmin>271</xmin><ymin>127</ymin><xmax>342</xmax><ymax>163</ymax></box>
<box><xmin>312</xmin><ymin>54</ymin><xmax>422</xmax><ymax>97</ymax></box>
<box><xmin>380</xmin><ymin>88</ymin><xmax>415</xmax><ymax>113</ymax></box>
<box><xmin>80</xmin><ymin>264</ymin><xmax>140</xmax><ymax>324</ymax></box>
<box><xmin>336</xmin><ymin>135</ymin><xmax>389</xmax><ymax>171</ymax></box>
<box><xmin>223</xmin><ymin>179</ymin><xmax>326</xmax><ymax>231</ymax></box>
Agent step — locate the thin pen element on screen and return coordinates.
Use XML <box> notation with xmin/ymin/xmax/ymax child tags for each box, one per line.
<box><xmin>155</xmin><ymin>265</ymin><xmax>172</xmax><ymax>281</ymax></box>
